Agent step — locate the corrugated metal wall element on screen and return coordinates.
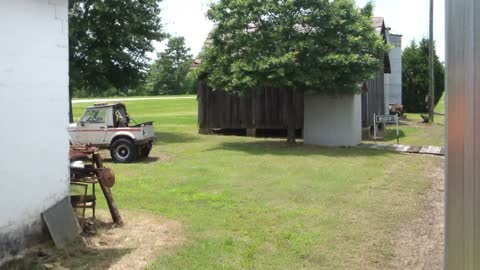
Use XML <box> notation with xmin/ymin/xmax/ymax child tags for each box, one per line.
<box><xmin>446</xmin><ymin>0</ymin><xmax>480</xmax><ymax>268</ymax></box>
<box><xmin>386</xmin><ymin>34</ymin><xmax>403</xmax><ymax>106</ymax></box>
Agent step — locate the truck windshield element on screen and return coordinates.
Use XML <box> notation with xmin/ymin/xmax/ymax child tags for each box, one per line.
<box><xmin>80</xmin><ymin>108</ymin><xmax>107</xmax><ymax>124</ymax></box>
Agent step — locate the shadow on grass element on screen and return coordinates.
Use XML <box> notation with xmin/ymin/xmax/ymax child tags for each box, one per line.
<box><xmin>362</xmin><ymin>130</ymin><xmax>407</xmax><ymax>143</ymax></box>
<box><xmin>205</xmin><ymin>140</ymin><xmax>391</xmax><ymax>157</ymax></box>
<box><xmin>102</xmin><ymin>156</ymin><xmax>163</xmax><ymax>164</ymax></box>
<box><xmin>154</xmin><ymin>131</ymin><xmax>199</xmax><ymax>144</ymax></box>
<box><xmin>2</xmin><ymin>239</ymin><xmax>132</xmax><ymax>270</ymax></box>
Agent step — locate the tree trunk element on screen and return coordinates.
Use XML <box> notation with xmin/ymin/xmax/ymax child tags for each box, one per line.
<box><xmin>286</xmin><ymin>88</ymin><xmax>297</xmax><ymax>144</ymax></box>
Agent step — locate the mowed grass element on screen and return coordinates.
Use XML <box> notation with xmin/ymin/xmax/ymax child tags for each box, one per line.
<box><xmin>435</xmin><ymin>93</ymin><xmax>446</xmax><ymax>115</ymax></box>
<box><xmin>73</xmin><ymin>98</ymin><xmax>442</xmax><ymax>269</ymax></box>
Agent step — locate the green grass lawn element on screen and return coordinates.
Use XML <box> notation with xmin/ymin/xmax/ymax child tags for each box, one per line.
<box><xmin>71</xmin><ymin>98</ymin><xmax>442</xmax><ymax>269</ymax></box>
<box><xmin>380</xmin><ymin>113</ymin><xmax>445</xmax><ymax>147</ymax></box>
<box><xmin>435</xmin><ymin>93</ymin><xmax>446</xmax><ymax>115</ymax></box>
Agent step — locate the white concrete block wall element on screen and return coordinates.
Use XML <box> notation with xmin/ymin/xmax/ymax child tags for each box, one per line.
<box><xmin>0</xmin><ymin>0</ymin><xmax>69</xmax><ymax>261</ymax></box>
<box><xmin>304</xmin><ymin>94</ymin><xmax>362</xmax><ymax>147</ymax></box>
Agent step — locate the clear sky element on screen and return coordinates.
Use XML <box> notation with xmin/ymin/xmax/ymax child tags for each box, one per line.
<box><xmin>153</xmin><ymin>0</ymin><xmax>445</xmax><ymax>61</ymax></box>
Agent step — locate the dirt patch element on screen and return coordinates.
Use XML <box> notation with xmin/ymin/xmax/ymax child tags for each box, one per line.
<box><xmin>83</xmin><ymin>210</ymin><xmax>185</xmax><ymax>270</ymax></box>
<box><xmin>149</xmin><ymin>153</ymin><xmax>173</xmax><ymax>163</ymax></box>
<box><xmin>4</xmin><ymin>210</ymin><xmax>185</xmax><ymax>270</ymax></box>
<box><xmin>389</xmin><ymin>158</ymin><xmax>445</xmax><ymax>269</ymax></box>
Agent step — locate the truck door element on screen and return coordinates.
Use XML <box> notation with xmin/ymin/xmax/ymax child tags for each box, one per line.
<box><xmin>74</xmin><ymin>107</ymin><xmax>108</xmax><ymax>145</ymax></box>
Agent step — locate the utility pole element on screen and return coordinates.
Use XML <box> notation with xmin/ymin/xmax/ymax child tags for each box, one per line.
<box><xmin>428</xmin><ymin>0</ymin><xmax>435</xmax><ymax>122</ymax></box>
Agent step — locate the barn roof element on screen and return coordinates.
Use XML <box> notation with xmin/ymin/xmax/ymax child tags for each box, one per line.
<box><xmin>371</xmin><ymin>17</ymin><xmax>391</xmax><ymax>74</ymax></box>
<box><xmin>372</xmin><ymin>17</ymin><xmax>386</xmax><ymax>35</ymax></box>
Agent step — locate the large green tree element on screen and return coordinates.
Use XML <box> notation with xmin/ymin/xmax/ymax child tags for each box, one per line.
<box><xmin>69</xmin><ymin>0</ymin><xmax>164</xmax><ymax>95</ymax></box>
<box><xmin>200</xmin><ymin>0</ymin><xmax>389</xmax><ymax>143</ymax></box>
<box><xmin>402</xmin><ymin>39</ymin><xmax>445</xmax><ymax>113</ymax></box>
<box><xmin>146</xmin><ymin>36</ymin><xmax>194</xmax><ymax>95</ymax></box>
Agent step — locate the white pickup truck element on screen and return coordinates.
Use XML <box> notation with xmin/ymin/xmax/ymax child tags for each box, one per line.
<box><xmin>69</xmin><ymin>103</ymin><xmax>155</xmax><ymax>163</ymax></box>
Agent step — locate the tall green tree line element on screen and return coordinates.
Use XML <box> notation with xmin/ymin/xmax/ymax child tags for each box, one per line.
<box><xmin>145</xmin><ymin>36</ymin><xmax>195</xmax><ymax>95</ymax></box>
<box><xmin>402</xmin><ymin>38</ymin><xmax>445</xmax><ymax>113</ymax></box>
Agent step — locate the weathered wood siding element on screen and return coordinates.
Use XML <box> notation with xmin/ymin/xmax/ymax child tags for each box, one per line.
<box><xmin>446</xmin><ymin>0</ymin><xmax>480</xmax><ymax>268</ymax></box>
<box><xmin>362</xmin><ymin>68</ymin><xmax>386</xmax><ymax>127</ymax></box>
<box><xmin>198</xmin><ymin>81</ymin><xmax>304</xmax><ymax>129</ymax></box>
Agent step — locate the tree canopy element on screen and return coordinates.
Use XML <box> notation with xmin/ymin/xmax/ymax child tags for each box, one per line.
<box><xmin>200</xmin><ymin>0</ymin><xmax>389</xmax><ymax>95</ymax></box>
<box><xmin>402</xmin><ymin>39</ymin><xmax>445</xmax><ymax>113</ymax></box>
<box><xmin>69</xmin><ymin>0</ymin><xmax>165</xmax><ymax>95</ymax></box>
<box><xmin>146</xmin><ymin>36</ymin><xmax>194</xmax><ymax>95</ymax></box>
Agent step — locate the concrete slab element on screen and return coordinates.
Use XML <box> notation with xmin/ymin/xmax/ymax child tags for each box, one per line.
<box><xmin>419</xmin><ymin>146</ymin><xmax>431</xmax><ymax>154</ymax></box>
<box><xmin>42</xmin><ymin>197</ymin><xmax>81</xmax><ymax>248</ymax></box>
<box><xmin>362</xmin><ymin>143</ymin><xmax>445</xmax><ymax>156</ymax></box>
<box><xmin>429</xmin><ymin>146</ymin><xmax>443</xmax><ymax>155</ymax></box>
<box><xmin>395</xmin><ymin>145</ymin><xmax>406</xmax><ymax>151</ymax></box>
<box><xmin>407</xmin><ymin>146</ymin><xmax>422</xmax><ymax>153</ymax></box>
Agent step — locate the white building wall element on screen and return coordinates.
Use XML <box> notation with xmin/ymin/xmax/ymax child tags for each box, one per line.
<box><xmin>0</xmin><ymin>0</ymin><xmax>70</xmax><ymax>261</ymax></box>
<box><xmin>304</xmin><ymin>94</ymin><xmax>362</xmax><ymax>147</ymax></box>
<box><xmin>386</xmin><ymin>34</ymin><xmax>403</xmax><ymax>106</ymax></box>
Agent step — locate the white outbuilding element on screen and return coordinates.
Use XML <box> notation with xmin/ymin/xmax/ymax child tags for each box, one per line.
<box><xmin>0</xmin><ymin>0</ymin><xmax>70</xmax><ymax>264</ymax></box>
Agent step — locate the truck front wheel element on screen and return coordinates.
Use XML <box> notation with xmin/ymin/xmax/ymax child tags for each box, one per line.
<box><xmin>111</xmin><ymin>139</ymin><xmax>137</xmax><ymax>163</ymax></box>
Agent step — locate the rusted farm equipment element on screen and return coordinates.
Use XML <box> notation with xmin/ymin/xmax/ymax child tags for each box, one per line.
<box><xmin>70</xmin><ymin>144</ymin><xmax>123</xmax><ymax>227</ymax></box>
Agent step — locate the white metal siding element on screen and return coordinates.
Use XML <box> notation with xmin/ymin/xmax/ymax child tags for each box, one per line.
<box><xmin>386</xmin><ymin>34</ymin><xmax>402</xmax><ymax>106</ymax></box>
<box><xmin>446</xmin><ymin>0</ymin><xmax>480</xmax><ymax>268</ymax></box>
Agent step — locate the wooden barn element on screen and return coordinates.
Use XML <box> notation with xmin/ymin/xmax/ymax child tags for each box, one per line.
<box><xmin>197</xmin><ymin>17</ymin><xmax>391</xmax><ymax>143</ymax></box>
<box><xmin>197</xmin><ymin>85</ymin><xmax>304</xmax><ymax>133</ymax></box>
<box><xmin>362</xmin><ymin>17</ymin><xmax>392</xmax><ymax>128</ymax></box>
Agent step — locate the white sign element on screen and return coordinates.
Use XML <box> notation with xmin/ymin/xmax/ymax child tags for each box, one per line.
<box><xmin>373</xmin><ymin>114</ymin><xmax>400</xmax><ymax>144</ymax></box>
<box><xmin>375</xmin><ymin>115</ymin><xmax>398</xmax><ymax>123</ymax></box>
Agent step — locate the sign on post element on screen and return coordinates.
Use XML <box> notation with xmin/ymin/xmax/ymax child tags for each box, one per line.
<box><xmin>375</xmin><ymin>115</ymin><xmax>397</xmax><ymax>123</ymax></box>
<box><xmin>373</xmin><ymin>114</ymin><xmax>400</xmax><ymax>144</ymax></box>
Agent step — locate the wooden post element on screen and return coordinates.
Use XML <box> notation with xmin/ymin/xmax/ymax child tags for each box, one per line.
<box><xmin>286</xmin><ymin>88</ymin><xmax>297</xmax><ymax>144</ymax></box>
<box><xmin>93</xmin><ymin>153</ymin><xmax>124</xmax><ymax>226</ymax></box>
<box><xmin>396</xmin><ymin>115</ymin><xmax>399</xmax><ymax>145</ymax></box>
<box><xmin>446</xmin><ymin>0</ymin><xmax>480</xmax><ymax>268</ymax></box>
